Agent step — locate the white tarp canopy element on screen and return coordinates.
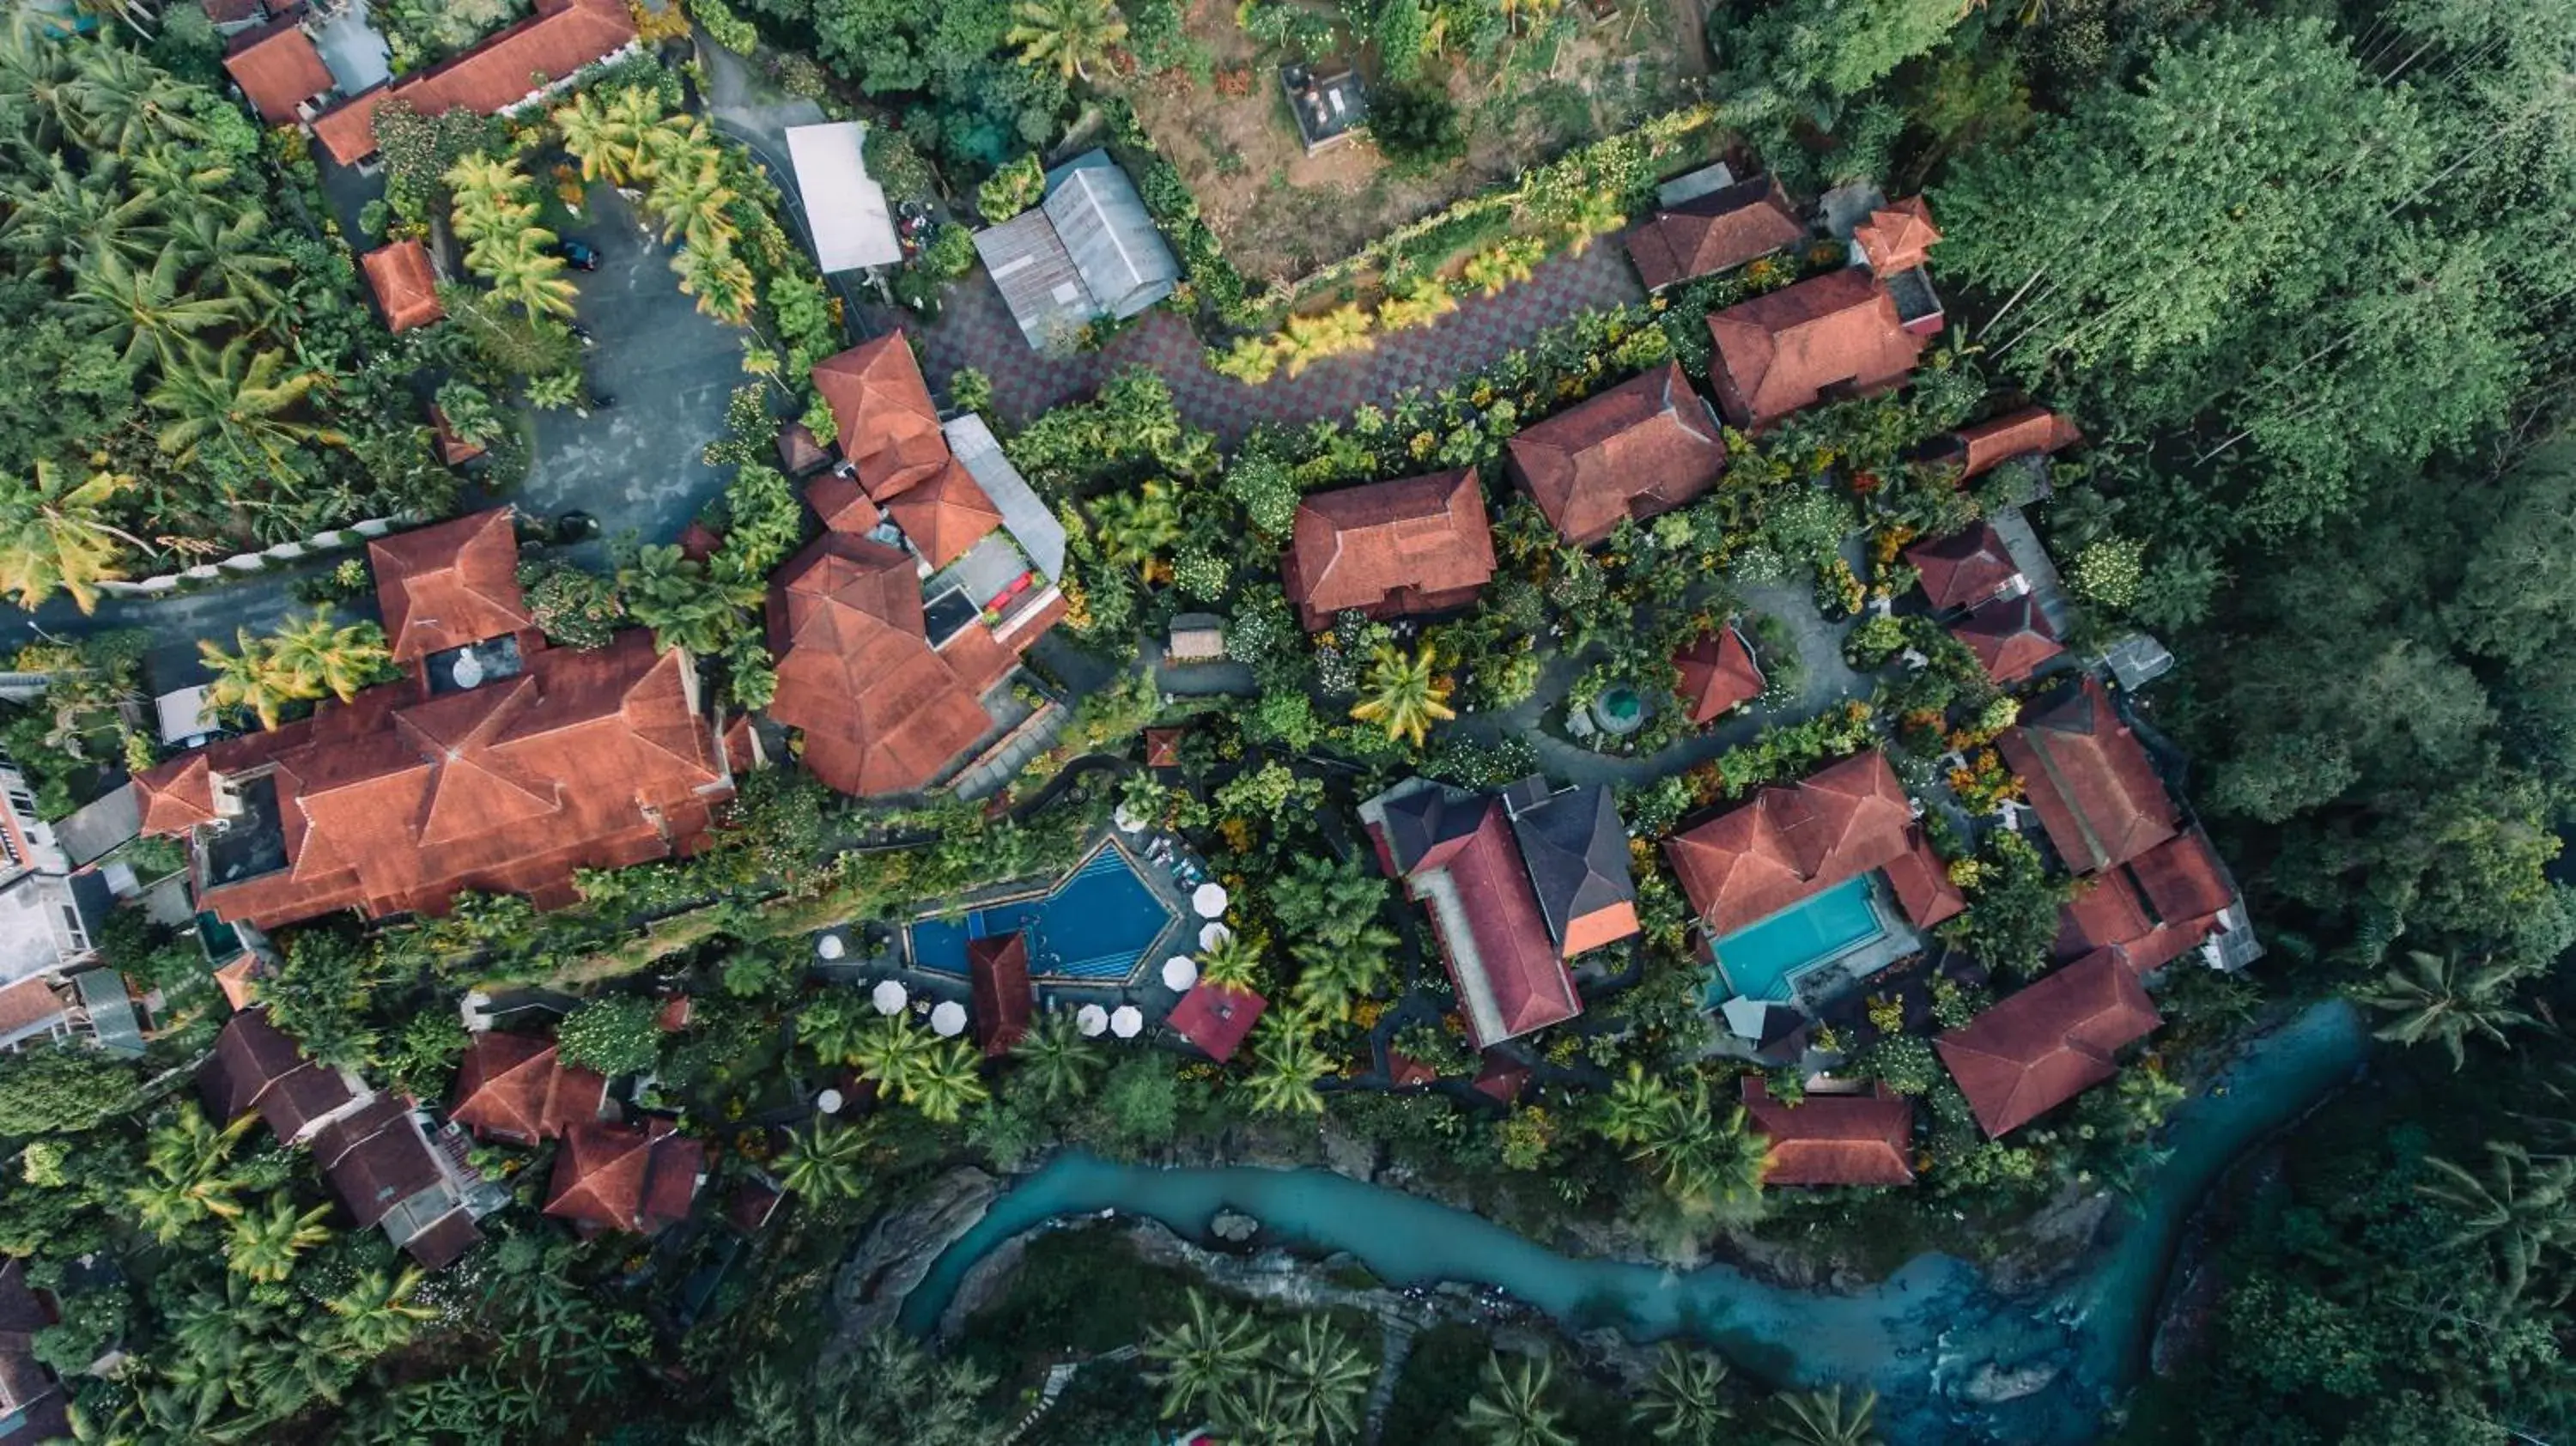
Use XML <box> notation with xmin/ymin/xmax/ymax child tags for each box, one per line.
<box><xmin>155</xmin><ymin>685</ymin><xmax>218</xmax><ymax>744</ymax></box>
<box><xmin>930</xmin><ymin>999</ymin><xmax>968</xmax><ymax>1036</ymax></box>
<box><xmin>783</xmin><ymin>121</ymin><xmax>902</xmax><ymax>272</ymax></box>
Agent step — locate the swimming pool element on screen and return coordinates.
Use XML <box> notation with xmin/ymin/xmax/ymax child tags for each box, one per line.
<box><xmin>1710</xmin><ymin>874</ymin><xmax>1885</xmax><ymax>1002</ymax></box>
<box><xmin>908</xmin><ymin>841</ymin><xmax>1179</xmax><ymax>981</ymax></box>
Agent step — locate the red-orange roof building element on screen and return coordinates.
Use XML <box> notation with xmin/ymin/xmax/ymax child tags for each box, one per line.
<box><xmin>1705</xmin><ymin>269</ymin><xmax>1926</xmax><ymax>430</ymax></box>
<box><xmin>1169</xmin><ymin>983</ymin><xmax>1267</xmax><ymax>1063</ymax></box>
<box><xmin>448</xmin><ymin>1032</ymin><xmax>609</xmax><ymax>1145</ymax></box>
<box><xmin>1953</xmin><ymin>592</ymin><xmax>2063</xmax><ymax>684</ymax></box>
<box><xmin>1741</xmin><ymin>1078</ymin><xmax>1915</xmax><ymax>1186</ymax></box>
<box><xmin>1503</xmin><ymin>362</ymin><xmax>1727</xmax><ymax>547</ymax></box>
<box><xmin>967</xmin><ymin>932</ymin><xmax>1033</xmax><ymax>1058</ymax></box>
<box><xmin>134</xmin><ymin>512</ymin><xmax>732</xmax><ymax>930</ymax></box>
<box><xmin>545</xmin><ymin>1119</ymin><xmax>703</xmax><ymax>1236</ymax></box>
<box><xmin>1852</xmin><ymin>197</ymin><xmax>1941</xmax><ymax>276</ymax></box>
<box><xmin>310</xmin><ymin>0</ymin><xmax>638</xmax><ymax>164</ymax></box>
<box><xmin>1905</xmin><ymin>520</ymin><xmax>2019</xmax><ymax>613</ymax></box>
<box><xmin>1664</xmin><ymin>750</ymin><xmax>1959</xmax><ymax>938</ymax></box>
<box><xmin>223</xmin><ymin>14</ymin><xmax>334</xmax><ymax>125</ymax></box>
<box><xmin>1625</xmin><ymin>174</ymin><xmax>1805</xmax><ymax>292</ymax></box>
<box><xmin>812</xmin><ymin>337</ymin><xmax>949</xmax><ymax>494</ymax></box>
<box><xmin>1936</xmin><ymin>950</ymin><xmax>2160</xmax><ymax>1137</ymax></box>
<box><xmin>1674</xmin><ymin>625</ymin><xmax>1765</xmax><ymax>723</ymax></box>
<box><xmin>1996</xmin><ymin>676</ymin><xmax>2178</xmax><ymax>876</ymax></box>
<box><xmin>1943</xmin><ymin>407</ymin><xmax>2084</xmax><ymax>481</ymax></box>
<box><xmin>2055</xmin><ymin>828</ymin><xmax>2238</xmax><ymax>975</ymax></box>
<box><xmin>359</xmin><ymin>240</ymin><xmax>444</xmax><ymax>332</ymax></box>
<box><xmin>1281</xmin><ymin>469</ymin><xmax>1495</xmax><ymax>630</ymax></box>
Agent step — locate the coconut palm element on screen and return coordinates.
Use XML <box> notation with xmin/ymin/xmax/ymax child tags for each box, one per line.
<box><xmin>160</xmin><ymin>205</ymin><xmax>289</xmax><ymax>322</ymax></box>
<box><xmin>1461</xmin><ymin>1353</ymin><xmax>1573</xmax><ymax>1446</ymax></box>
<box><xmin>148</xmin><ymin>337</ymin><xmax>346</xmax><ymax>479</ymax></box>
<box><xmin>1288</xmin><ymin>922</ymin><xmax>1396</xmax><ymax>1018</ymax></box>
<box><xmin>264</xmin><ymin>608</ymin><xmax>392</xmax><ymax>704</ymax></box>
<box><xmin>198</xmin><ymin>629</ymin><xmax>307</xmax><ymax>731</ymax></box>
<box><xmin>775</xmin><ymin>1119</ymin><xmax>872</xmax><ymax>1201</ymax></box>
<box><xmin>1350</xmin><ymin>641</ymin><xmax>1456</xmax><ymax>747</ymax></box>
<box><xmin>1766</xmin><ymin>1386</ymin><xmax>1880</xmax><ymax>1446</ymax></box>
<box><xmin>446</xmin><ymin>154</ymin><xmax>538</xmax><ymax>240</ymax></box>
<box><xmin>2360</xmin><ymin>948</ymin><xmax>2536</xmax><ymax>1071</ymax></box>
<box><xmin>1088</xmin><ymin>481</ymin><xmax>1183</xmax><ymax>575</ymax></box>
<box><xmin>797</xmin><ymin>993</ymin><xmax>871</xmax><ymax>1066</ymax></box>
<box><xmin>2</xmin><ymin>157</ymin><xmax>165</xmax><ymax>270</ymax></box>
<box><xmin>902</xmin><ymin>1036</ymin><xmax>990</xmax><ymax>1124</ymax></box>
<box><xmin>1630</xmin><ymin>1088</ymin><xmax>1768</xmax><ymax>1214</ymax></box>
<box><xmin>64</xmin><ymin>42</ymin><xmax>202</xmax><ymax>151</ymax></box>
<box><xmin>1197</xmin><ymin>926</ymin><xmax>1267</xmax><ymax>990</ymax></box>
<box><xmin>1267</xmin><ymin>1315</ymin><xmax>1371</xmax><ymax>1442</ymax></box>
<box><xmin>0</xmin><ymin>460</ymin><xmax>146</xmax><ymax>613</ymax></box>
<box><xmin>2421</xmin><ymin>1142</ymin><xmax>2576</xmax><ymax>1300</ymax></box>
<box><xmin>1143</xmin><ymin>1289</ymin><xmax>1271</xmax><ymax>1423</ymax></box>
<box><xmin>322</xmin><ymin>1267</ymin><xmax>437</xmax><ymax>1354</ymax></box>
<box><xmin>226</xmin><ymin>1194</ymin><xmax>334</xmax><ymax>1283</ymax></box>
<box><xmin>847</xmin><ymin>1014</ymin><xmax>932</xmax><ymax>1092</ymax></box>
<box><xmin>0</xmin><ymin>29</ymin><xmax>82</xmax><ymax>153</ymax></box>
<box><xmin>478</xmin><ymin>232</ymin><xmax>580</xmax><ymax>321</ymax></box>
<box><xmin>1243</xmin><ymin>1014</ymin><xmax>1331</xmax><ymax>1117</ymax></box>
<box><xmin>1632</xmin><ymin>1344</ymin><xmax>1731</xmax><ymax>1443</ymax></box>
<box><xmin>674</xmin><ymin>243</ymin><xmax>758</xmax><ymax>325</ymax></box>
<box><xmin>1595</xmin><ymin>1061</ymin><xmax>1680</xmax><ymax>1147</ymax></box>
<box><xmin>67</xmin><ymin>243</ymin><xmax>246</xmax><ymax>368</ymax></box>
<box><xmin>554</xmin><ymin>86</ymin><xmax>656</xmax><ymax>185</ymax></box>
<box><xmin>644</xmin><ymin>152</ymin><xmax>740</xmax><ymax>253</ymax></box>
<box><xmin>125</xmin><ymin>1102</ymin><xmax>256</xmax><ymax>1243</ymax></box>
<box><xmin>1007</xmin><ymin>0</ymin><xmax>1127</xmax><ymax>80</ymax></box>
<box><xmin>1010</xmin><ymin>1010</ymin><xmax>1106</xmax><ymax>1105</ymax></box>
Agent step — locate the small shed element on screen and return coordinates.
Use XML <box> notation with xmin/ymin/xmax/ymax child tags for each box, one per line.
<box><xmin>782</xmin><ymin>121</ymin><xmax>902</xmax><ymax>273</ymax></box>
<box><xmin>974</xmin><ymin>150</ymin><xmax>1178</xmax><ymax>353</ymax></box>
<box><xmin>1167</xmin><ymin>613</ymin><xmax>1226</xmax><ymax>664</ymax></box>
<box><xmin>1281</xmin><ymin>63</ymin><xmax>1365</xmax><ymax>155</ymax></box>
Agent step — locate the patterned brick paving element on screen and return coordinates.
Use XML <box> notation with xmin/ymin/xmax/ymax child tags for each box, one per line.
<box><xmin>864</xmin><ymin>242</ymin><xmax>1647</xmax><ymax>446</ymax></box>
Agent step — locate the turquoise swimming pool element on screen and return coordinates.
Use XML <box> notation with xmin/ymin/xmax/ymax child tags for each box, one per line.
<box><xmin>908</xmin><ymin>841</ymin><xmax>1178</xmax><ymax>981</ymax></box>
<box><xmin>1710</xmin><ymin>874</ymin><xmax>1885</xmax><ymax>1002</ymax></box>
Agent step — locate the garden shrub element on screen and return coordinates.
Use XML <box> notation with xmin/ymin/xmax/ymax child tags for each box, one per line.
<box><xmin>978</xmin><ymin>154</ymin><xmax>1046</xmax><ymax>222</ymax></box>
<box><xmin>1370</xmin><ymin>84</ymin><xmax>1465</xmax><ymax>167</ymax></box>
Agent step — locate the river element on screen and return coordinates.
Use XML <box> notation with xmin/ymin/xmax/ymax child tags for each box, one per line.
<box><xmin>899</xmin><ymin>999</ymin><xmax>2366</xmax><ymax>1443</ymax></box>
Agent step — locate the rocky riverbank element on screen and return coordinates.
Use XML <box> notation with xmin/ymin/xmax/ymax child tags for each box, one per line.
<box><xmin>828</xmin><ymin>1166</ymin><xmax>1000</xmax><ymax>1350</ymax></box>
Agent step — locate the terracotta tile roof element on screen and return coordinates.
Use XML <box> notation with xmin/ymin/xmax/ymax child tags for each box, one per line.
<box><xmin>1953</xmin><ymin>592</ymin><xmax>2063</xmax><ymax>684</ymax></box>
<box><xmin>1664</xmin><ymin>750</ymin><xmax>1920</xmax><ymax>937</ymax></box>
<box><xmin>1953</xmin><ymin>406</ymin><xmax>2082</xmax><ymax>479</ymax></box>
<box><xmin>2053</xmin><ymin>829</ymin><xmax>2233</xmax><ymax>974</ymax></box>
<box><xmin>776</xmin><ymin>422</ymin><xmax>830</xmax><ymax>477</ymax></box>
<box><xmin>359</xmin><ymin>240</ymin><xmax>443</xmax><ymax>332</ymax></box>
<box><xmin>224</xmin><ymin>14</ymin><xmax>333</xmax><ymax>125</ymax></box>
<box><xmin>144</xmin><ymin>627</ymin><xmax>728</xmax><ymax>929</ymax></box>
<box><xmin>967</xmin><ymin>932</ymin><xmax>1033</xmax><ymax>1058</ymax></box>
<box><xmin>1705</xmin><ymin>269</ymin><xmax>1926</xmax><ymax>430</ymax></box>
<box><xmin>205</xmin><ymin>0</ymin><xmax>267</xmax><ymax>23</ymax></box>
<box><xmin>1996</xmin><ymin>677</ymin><xmax>2178</xmax><ymax>875</ymax></box>
<box><xmin>198</xmin><ymin>1008</ymin><xmax>359</xmax><ymax>1144</ymax></box>
<box><xmin>1281</xmin><ymin>469</ymin><xmax>1496</xmax><ymax>630</ymax></box>
<box><xmin>369</xmin><ymin>509</ymin><xmax>530</xmax><ymax>662</ymax></box>
<box><xmin>1386</xmin><ymin>1050</ymin><xmax>1438</xmax><ymax>1087</ymax></box>
<box><xmin>728</xmin><ymin>1182</ymin><xmax>785</xmax><ymax>1233</ymax></box>
<box><xmin>1504</xmin><ymin>362</ymin><xmax>1726</xmax><ymax>546</ymax></box>
<box><xmin>1143</xmin><ymin>727</ymin><xmax>1182</xmax><ymax>767</ymax></box>
<box><xmin>1854</xmin><ymin>196</ymin><xmax>1941</xmax><ymax>276</ymax></box>
<box><xmin>810</xmin><ymin>336</ymin><xmax>950</xmax><ymax>500</ymax></box>
<box><xmin>545</xmin><ymin>1119</ymin><xmax>701</xmax><ymax>1235</ymax></box>
<box><xmin>137</xmin><ymin>753</ymin><xmax>216</xmax><ymax>833</ymax></box>
<box><xmin>884</xmin><ymin>459</ymin><xmax>1002</xmax><ymax>569</ymax></box>
<box><xmin>677</xmin><ymin>521</ymin><xmax>724</xmax><ymax>562</ymax></box>
<box><xmin>2130</xmin><ymin>828</ymin><xmax>2233</xmax><ymax>922</ymax></box>
<box><xmin>1674</xmin><ymin>625</ymin><xmax>1764</xmax><ymax>723</ymax></box>
<box><xmin>212</xmin><ymin>951</ymin><xmax>263</xmax><ymax>1010</ymax></box>
<box><xmin>806</xmin><ymin>473</ymin><xmax>879</xmax><ymax>533</ymax></box>
<box><xmin>1937</xmin><ymin>950</ymin><xmax>2160</xmax><ymax>1137</ymax></box>
<box><xmin>1904</xmin><ymin>520</ymin><xmax>2017</xmax><ymax>612</ymax></box>
<box><xmin>429</xmin><ymin>405</ymin><xmax>487</xmax><ymax>465</ymax></box>
<box><xmin>1404</xmin><ymin>803</ymin><xmax>1583</xmax><ymax>1048</ymax></box>
<box><xmin>1504</xmin><ymin>783</ymin><xmax>1639</xmax><ymax>959</ymax></box>
<box><xmin>1741</xmin><ymin>1078</ymin><xmax>1915</xmax><ymax>1186</ymax></box>
<box><xmin>0</xmin><ymin>978</ymin><xmax>63</xmax><ymax>1043</ymax></box>
<box><xmin>309</xmin><ymin>0</ymin><xmax>637</xmax><ymax>164</ymax></box>
<box><xmin>1471</xmin><ymin>1052</ymin><xmax>1532</xmax><ymax>1103</ymax></box>
<box><xmin>449</xmin><ymin>1032</ymin><xmax>608</xmax><ymax>1144</ymax></box>
<box><xmin>1625</xmin><ymin>174</ymin><xmax>1805</xmax><ymax>291</ymax></box>
<box><xmin>766</xmin><ymin>532</ymin><xmax>997</xmax><ymax>796</ymax></box>
<box><xmin>1880</xmin><ymin>830</ymin><xmax>1965</xmax><ymax>930</ymax></box>
<box><xmin>1168</xmin><ymin>983</ymin><xmax>1267</xmax><ymax>1063</ymax></box>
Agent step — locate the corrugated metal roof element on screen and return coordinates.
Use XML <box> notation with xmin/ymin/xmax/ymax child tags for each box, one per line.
<box><xmin>784</xmin><ymin>121</ymin><xmax>902</xmax><ymax>272</ymax></box>
<box><xmin>56</xmin><ymin>787</ymin><xmax>141</xmax><ymax>869</ymax></box>
<box><xmin>71</xmin><ymin>968</ymin><xmax>143</xmax><ymax>1056</ymax></box>
<box><xmin>1042</xmin><ymin>150</ymin><xmax>1177</xmax><ymax>319</ymax></box>
<box><xmin>942</xmin><ymin>414</ymin><xmax>1066</xmax><ymax>582</ymax></box>
<box><xmin>972</xmin><ymin>208</ymin><xmax>1092</xmax><ymax>352</ymax></box>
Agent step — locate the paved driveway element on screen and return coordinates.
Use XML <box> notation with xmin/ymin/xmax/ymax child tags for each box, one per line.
<box><xmin>513</xmin><ymin>186</ymin><xmax>749</xmax><ymax>556</ymax></box>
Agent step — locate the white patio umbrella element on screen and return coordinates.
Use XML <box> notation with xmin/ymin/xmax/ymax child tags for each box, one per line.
<box><xmin>1076</xmin><ymin>1003</ymin><xmax>1110</xmax><ymax>1036</ymax></box>
<box><xmin>930</xmin><ymin>999</ymin><xmax>968</xmax><ymax>1037</ymax></box>
<box><xmin>815</xmin><ymin>933</ymin><xmax>847</xmax><ymax>961</ymax></box>
<box><xmin>1109</xmin><ymin>1005</ymin><xmax>1145</xmax><ymax>1039</ymax></box>
<box><xmin>1161</xmin><ymin>955</ymin><xmax>1199</xmax><ymax>991</ymax></box>
<box><xmin>871</xmin><ymin>979</ymin><xmax>908</xmax><ymax>1015</ymax></box>
<box><xmin>1198</xmin><ymin>921</ymin><xmax>1232</xmax><ymax>951</ymax></box>
<box><xmin>1191</xmin><ymin>882</ymin><xmax>1229</xmax><ymax>918</ymax></box>
<box><xmin>816</xmin><ymin>1088</ymin><xmax>845</xmax><ymax>1115</ymax></box>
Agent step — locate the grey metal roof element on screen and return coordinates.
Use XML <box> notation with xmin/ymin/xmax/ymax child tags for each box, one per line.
<box><xmin>1042</xmin><ymin>150</ymin><xmax>1177</xmax><ymax>320</ymax></box>
<box><xmin>55</xmin><ymin>787</ymin><xmax>140</xmax><ymax>869</ymax></box>
<box><xmin>1504</xmin><ymin>782</ymin><xmax>1635</xmax><ymax>949</ymax></box>
<box><xmin>973</xmin><ymin>207</ymin><xmax>1092</xmax><ymax>353</ymax></box>
<box><xmin>943</xmin><ymin>413</ymin><xmax>1066</xmax><ymax>582</ymax></box>
<box><xmin>71</xmin><ymin>968</ymin><xmax>142</xmax><ymax>1057</ymax></box>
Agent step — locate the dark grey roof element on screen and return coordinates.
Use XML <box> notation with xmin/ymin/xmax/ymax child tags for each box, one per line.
<box><xmin>1504</xmin><ymin>783</ymin><xmax>1635</xmax><ymax>948</ymax></box>
<box><xmin>1376</xmin><ymin>781</ymin><xmax>1483</xmax><ymax>875</ymax></box>
<box><xmin>55</xmin><ymin>787</ymin><xmax>140</xmax><ymax>869</ymax></box>
<box><xmin>70</xmin><ymin>969</ymin><xmax>142</xmax><ymax>1058</ymax></box>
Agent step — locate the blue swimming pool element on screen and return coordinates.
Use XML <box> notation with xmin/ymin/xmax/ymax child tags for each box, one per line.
<box><xmin>1710</xmin><ymin>874</ymin><xmax>1885</xmax><ymax>1002</ymax></box>
<box><xmin>908</xmin><ymin>842</ymin><xmax>1178</xmax><ymax>981</ymax></box>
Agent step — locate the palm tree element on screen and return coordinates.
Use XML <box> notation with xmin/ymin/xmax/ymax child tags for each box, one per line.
<box><xmin>1197</xmin><ymin>926</ymin><xmax>1267</xmax><ymax>990</ymax></box>
<box><xmin>673</xmin><ymin>243</ymin><xmax>758</xmax><ymax>325</ymax></box>
<box><xmin>64</xmin><ymin>42</ymin><xmax>202</xmax><ymax>152</ymax></box>
<box><xmin>0</xmin><ymin>460</ymin><xmax>146</xmax><ymax>613</ymax></box>
<box><xmin>480</xmin><ymin>231</ymin><xmax>580</xmax><ymax>321</ymax></box>
<box><xmin>1244</xmin><ymin>1014</ymin><xmax>1331</xmax><ymax>1116</ymax></box>
<box><xmin>1288</xmin><ymin>921</ymin><xmax>1396</xmax><ymax>1018</ymax></box>
<box><xmin>1461</xmin><ymin>1353</ymin><xmax>1573</xmax><ymax>1446</ymax></box>
<box><xmin>1007</xmin><ymin>0</ymin><xmax>1127</xmax><ymax>80</ymax></box>
<box><xmin>226</xmin><ymin>1194</ymin><xmax>333</xmax><ymax>1283</ymax></box>
<box><xmin>848</xmin><ymin>1014</ymin><xmax>931</xmax><ymax>1092</ymax></box>
<box><xmin>198</xmin><ymin>629</ymin><xmax>307</xmax><ymax>731</ymax></box>
<box><xmin>1350</xmin><ymin>641</ymin><xmax>1457</xmax><ymax>747</ymax></box>
<box><xmin>1267</xmin><ymin>1315</ymin><xmax>1371</xmax><ymax>1442</ymax></box>
<box><xmin>125</xmin><ymin>1102</ymin><xmax>255</xmax><ymax>1243</ymax></box>
<box><xmin>322</xmin><ymin>1267</ymin><xmax>437</xmax><ymax>1354</ymax></box>
<box><xmin>1632</xmin><ymin>1344</ymin><xmax>1731</xmax><ymax>1444</ymax></box>
<box><xmin>2</xmin><ymin>157</ymin><xmax>165</xmax><ymax>270</ymax></box>
<box><xmin>1011</xmin><ymin>1011</ymin><xmax>1106</xmax><ymax>1105</ymax></box>
<box><xmin>1088</xmin><ymin>481</ymin><xmax>1183</xmax><ymax>575</ymax></box>
<box><xmin>68</xmin><ymin>244</ymin><xmax>246</xmax><ymax>368</ymax></box>
<box><xmin>643</xmin><ymin>152</ymin><xmax>740</xmax><ymax>253</ymax></box>
<box><xmin>902</xmin><ymin>1036</ymin><xmax>991</xmax><ymax>1124</ymax></box>
<box><xmin>553</xmin><ymin>86</ymin><xmax>655</xmax><ymax>185</ymax></box>
<box><xmin>1142</xmin><ymin>1289</ymin><xmax>1271</xmax><ymax>1422</ymax></box>
<box><xmin>264</xmin><ymin>608</ymin><xmax>391</xmax><ymax>704</ymax></box>
<box><xmin>776</xmin><ymin>1119</ymin><xmax>872</xmax><ymax>1200</ymax></box>
<box><xmin>2360</xmin><ymin>949</ymin><xmax>2535</xmax><ymax>1070</ymax></box>
<box><xmin>1631</xmin><ymin>1088</ymin><xmax>1768</xmax><ymax>1215</ymax></box>
<box><xmin>2421</xmin><ymin>1142</ymin><xmax>2576</xmax><ymax>1300</ymax></box>
<box><xmin>160</xmin><ymin>206</ymin><xmax>289</xmax><ymax>323</ymax></box>
<box><xmin>797</xmin><ymin>993</ymin><xmax>871</xmax><ymax>1066</ymax></box>
<box><xmin>1595</xmin><ymin>1062</ymin><xmax>1680</xmax><ymax>1147</ymax></box>
<box><xmin>1766</xmin><ymin>1386</ymin><xmax>1880</xmax><ymax>1446</ymax></box>
<box><xmin>148</xmin><ymin>337</ymin><xmax>346</xmax><ymax>479</ymax></box>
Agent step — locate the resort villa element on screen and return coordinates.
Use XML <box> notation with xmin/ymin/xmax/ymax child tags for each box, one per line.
<box><xmin>1672</xmin><ymin>624</ymin><xmax>1766</xmax><ymax>724</ymax></box>
<box><xmin>1624</xmin><ymin>173</ymin><xmax>1804</xmax><ymax>293</ymax></box>
<box><xmin>1502</xmin><ymin>360</ymin><xmax>1728</xmax><ymax>548</ymax></box>
<box><xmin>1702</xmin><ymin>195</ymin><xmax>1947</xmax><ymax>430</ymax></box>
<box><xmin>1360</xmin><ymin>775</ymin><xmax>1641</xmax><ymax>1049</ymax></box>
<box><xmin>1282</xmin><ymin>469</ymin><xmax>1496</xmax><ymax>630</ymax></box>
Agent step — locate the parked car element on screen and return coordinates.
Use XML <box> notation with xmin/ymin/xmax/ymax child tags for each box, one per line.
<box><xmin>550</xmin><ymin>239</ymin><xmax>601</xmax><ymax>270</ymax></box>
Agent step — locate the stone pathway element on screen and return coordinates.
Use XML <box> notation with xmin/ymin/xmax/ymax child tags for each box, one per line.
<box><xmin>872</xmin><ymin>243</ymin><xmax>1645</xmax><ymax>446</ymax></box>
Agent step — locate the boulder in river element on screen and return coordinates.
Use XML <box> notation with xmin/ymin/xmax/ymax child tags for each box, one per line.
<box><xmin>1959</xmin><ymin>1358</ymin><xmax>2063</xmax><ymax>1404</ymax></box>
<box><xmin>1209</xmin><ymin>1208</ymin><xmax>1261</xmax><ymax>1243</ymax></box>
